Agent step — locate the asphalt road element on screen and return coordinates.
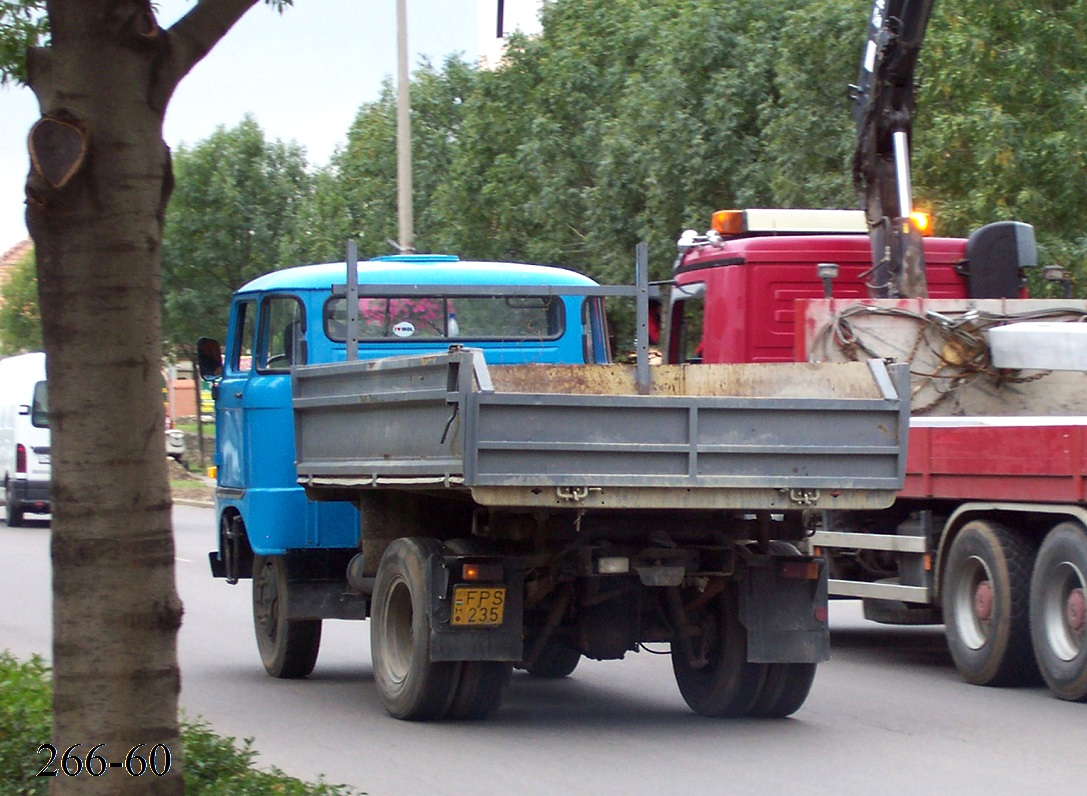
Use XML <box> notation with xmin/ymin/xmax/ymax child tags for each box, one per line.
<box><xmin>3</xmin><ymin>505</ymin><xmax>1085</xmax><ymax>795</ymax></box>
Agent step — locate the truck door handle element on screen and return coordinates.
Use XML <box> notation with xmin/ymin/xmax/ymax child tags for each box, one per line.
<box><xmin>233</xmin><ymin>392</ymin><xmax>243</xmax><ymax>399</ymax></box>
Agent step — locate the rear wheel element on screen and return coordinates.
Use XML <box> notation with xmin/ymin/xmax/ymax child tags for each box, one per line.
<box><xmin>671</xmin><ymin>582</ymin><xmax>767</xmax><ymax>717</ymax></box>
<box><xmin>371</xmin><ymin>537</ymin><xmax>460</xmax><ymax>720</ymax></box>
<box><xmin>443</xmin><ymin>539</ymin><xmax>512</xmax><ymax>719</ymax></box>
<box><xmin>747</xmin><ymin>663</ymin><xmax>817</xmax><ymax>718</ymax></box>
<box><xmin>447</xmin><ymin>661</ymin><xmax>512</xmax><ymax>720</ymax></box>
<box><xmin>747</xmin><ymin>542</ymin><xmax>818</xmax><ymax>718</ymax></box>
<box><xmin>522</xmin><ymin>639</ymin><xmax>581</xmax><ymax>679</ymax></box>
<box><xmin>252</xmin><ymin>554</ymin><xmax>322</xmax><ymax>678</ymax></box>
<box><xmin>1030</xmin><ymin>522</ymin><xmax>1087</xmax><ymax>701</ymax></box>
<box><xmin>942</xmin><ymin>520</ymin><xmax>1038</xmax><ymax>686</ymax></box>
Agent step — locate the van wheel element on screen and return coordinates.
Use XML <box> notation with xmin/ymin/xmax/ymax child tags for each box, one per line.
<box><xmin>252</xmin><ymin>554</ymin><xmax>322</xmax><ymax>678</ymax></box>
<box><xmin>942</xmin><ymin>520</ymin><xmax>1038</xmax><ymax>686</ymax></box>
<box><xmin>1030</xmin><ymin>522</ymin><xmax>1087</xmax><ymax>701</ymax></box>
<box><xmin>671</xmin><ymin>582</ymin><xmax>767</xmax><ymax>717</ymax></box>
<box><xmin>371</xmin><ymin>538</ymin><xmax>459</xmax><ymax>720</ymax></box>
<box><xmin>5</xmin><ymin>481</ymin><xmax>25</xmax><ymax>527</ymax></box>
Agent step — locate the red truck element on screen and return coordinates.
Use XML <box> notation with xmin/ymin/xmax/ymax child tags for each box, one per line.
<box><xmin>665</xmin><ymin>206</ymin><xmax>1087</xmax><ymax>702</ymax></box>
<box><xmin>658</xmin><ymin>0</ymin><xmax>1086</xmax><ymax>702</ymax></box>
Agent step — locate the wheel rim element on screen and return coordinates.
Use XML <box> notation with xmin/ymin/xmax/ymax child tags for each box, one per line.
<box><xmin>1040</xmin><ymin>561</ymin><xmax>1086</xmax><ymax>662</ymax></box>
<box><xmin>952</xmin><ymin>555</ymin><xmax>994</xmax><ymax>650</ymax></box>
<box><xmin>254</xmin><ymin>560</ymin><xmax>279</xmax><ymax>646</ymax></box>
<box><xmin>379</xmin><ymin>575</ymin><xmax>415</xmax><ymax>686</ymax></box>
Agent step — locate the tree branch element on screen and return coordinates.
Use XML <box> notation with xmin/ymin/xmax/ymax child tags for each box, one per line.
<box><xmin>157</xmin><ymin>0</ymin><xmax>259</xmax><ymax>102</ymax></box>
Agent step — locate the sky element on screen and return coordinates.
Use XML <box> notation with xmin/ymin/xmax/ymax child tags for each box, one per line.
<box><xmin>0</xmin><ymin>0</ymin><xmax>543</xmax><ymax>253</ymax></box>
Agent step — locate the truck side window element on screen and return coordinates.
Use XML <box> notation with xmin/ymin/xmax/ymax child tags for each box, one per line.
<box><xmin>258</xmin><ymin>295</ymin><xmax>306</xmax><ymax>372</ymax></box>
<box><xmin>668</xmin><ymin>283</ymin><xmax>706</xmax><ymax>364</ymax></box>
<box><xmin>232</xmin><ymin>300</ymin><xmax>256</xmax><ymax>373</ymax></box>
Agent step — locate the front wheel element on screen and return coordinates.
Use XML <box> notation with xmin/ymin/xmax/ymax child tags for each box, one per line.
<box><xmin>1030</xmin><ymin>522</ymin><xmax>1087</xmax><ymax>701</ymax></box>
<box><xmin>252</xmin><ymin>554</ymin><xmax>322</xmax><ymax>679</ymax></box>
<box><xmin>371</xmin><ymin>537</ymin><xmax>460</xmax><ymax>720</ymax></box>
<box><xmin>671</xmin><ymin>583</ymin><xmax>767</xmax><ymax>717</ymax></box>
<box><xmin>942</xmin><ymin>520</ymin><xmax>1037</xmax><ymax>686</ymax></box>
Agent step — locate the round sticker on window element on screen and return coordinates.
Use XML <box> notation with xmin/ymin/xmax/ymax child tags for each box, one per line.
<box><xmin>392</xmin><ymin>321</ymin><xmax>416</xmax><ymax>338</ymax></box>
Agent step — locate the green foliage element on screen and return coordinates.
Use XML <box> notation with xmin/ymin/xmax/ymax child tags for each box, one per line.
<box><xmin>0</xmin><ymin>1</ymin><xmax>48</xmax><ymax>85</ymax></box>
<box><xmin>0</xmin><ymin>246</ymin><xmax>41</xmax><ymax>355</ymax></box>
<box><xmin>181</xmin><ymin>718</ymin><xmax>359</xmax><ymax>796</ymax></box>
<box><xmin>0</xmin><ymin>652</ymin><xmax>50</xmax><ymax>794</ymax></box>
<box><xmin>296</xmin><ymin>55</ymin><xmax>479</xmax><ymax>262</ymax></box>
<box><xmin>162</xmin><ymin>114</ymin><xmax>315</xmax><ymax>358</ymax></box>
<box><xmin>916</xmin><ymin>0</ymin><xmax>1087</xmax><ymax>290</ymax></box>
<box><xmin>0</xmin><ymin>651</ymin><xmax>361</xmax><ymax>796</ymax></box>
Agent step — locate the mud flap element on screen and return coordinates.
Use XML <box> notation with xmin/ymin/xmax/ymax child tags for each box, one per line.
<box><xmin>425</xmin><ymin>555</ymin><xmax>524</xmax><ymax>662</ymax></box>
<box><xmin>740</xmin><ymin>556</ymin><xmax>830</xmax><ymax>664</ymax></box>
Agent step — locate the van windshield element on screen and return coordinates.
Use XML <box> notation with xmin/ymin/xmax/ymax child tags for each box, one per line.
<box><xmin>31</xmin><ymin>381</ymin><xmax>48</xmax><ymax>428</ymax></box>
<box><xmin>324</xmin><ymin>295</ymin><xmax>564</xmax><ymax>342</ymax></box>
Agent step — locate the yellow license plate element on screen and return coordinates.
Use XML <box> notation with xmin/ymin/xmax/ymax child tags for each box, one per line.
<box><xmin>451</xmin><ymin>586</ymin><xmax>506</xmax><ymax>626</ymax></box>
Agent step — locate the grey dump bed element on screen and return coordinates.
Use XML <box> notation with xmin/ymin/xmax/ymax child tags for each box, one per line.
<box><xmin>293</xmin><ymin>349</ymin><xmax>908</xmax><ymax>510</ymax></box>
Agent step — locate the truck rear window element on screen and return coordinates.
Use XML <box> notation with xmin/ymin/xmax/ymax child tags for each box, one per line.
<box><xmin>324</xmin><ymin>295</ymin><xmax>564</xmax><ymax>342</ymax></box>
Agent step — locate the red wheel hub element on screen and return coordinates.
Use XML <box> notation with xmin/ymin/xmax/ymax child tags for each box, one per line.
<box><xmin>974</xmin><ymin>580</ymin><xmax>993</xmax><ymax>622</ymax></box>
<box><xmin>1067</xmin><ymin>588</ymin><xmax>1085</xmax><ymax>635</ymax></box>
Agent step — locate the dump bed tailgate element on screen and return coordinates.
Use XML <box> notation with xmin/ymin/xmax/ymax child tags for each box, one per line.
<box><xmin>293</xmin><ymin>350</ymin><xmax>908</xmax><ymax>510</ymax></box>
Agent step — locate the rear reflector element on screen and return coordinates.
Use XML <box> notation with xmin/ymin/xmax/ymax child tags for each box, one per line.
<box><xmin>462</xmin><ymin>562</ymin><xmax>503</xmax><ymax>582</ymax></box>
<box><xmin>779</xmin><ymin>561</ymin><xmax>820</xmax><ymax>580</ymax></box>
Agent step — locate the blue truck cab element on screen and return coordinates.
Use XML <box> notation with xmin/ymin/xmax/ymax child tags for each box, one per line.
<box><xmin>199</xmin><ymin>254</ymin><xmax>609</xmax><ymax>584</ymax></box>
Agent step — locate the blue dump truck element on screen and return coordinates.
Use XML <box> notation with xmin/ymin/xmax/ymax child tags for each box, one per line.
<box><xmin>199</xmin><ymin>252</ymin><xmax>910</xmax><ymax>721</ymax></box>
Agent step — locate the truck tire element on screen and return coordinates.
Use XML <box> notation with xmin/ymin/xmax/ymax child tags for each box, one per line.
<box><xmin>252</xmin><ymin>554</ymin><xmax>322</xmax><ymax>679</ymax></box>
<box><xmin>671</xmin><ymin>582</ymin><xmax>768</xmax><ymax>717</ymax></box>
<box><xmin>747</xmin><ymin>663</ymin><xmax>817</xmax><ymax>718</ymax></box>
<box><xmin>442</xmin><ymin>539</ymin><xmax>512</xmax><ymax>719</ymax></box>
<box><xmin>522</xmin><ymin>640</ymin><xmax>581</xmax><ymax>679</ymax></box>
<box><xmin>371</xmin><ymin>537</ymin><xmax>460</xmax><ymax>720</ymax></box>
<box><xmin>447</xmin><ymin>661</ymin><xmax>512</xmax><ymax>720</ymax></box>
<box><xmin>942</xmin><ymin>519</ymin><xmax>1038</xmax><ymax>687</ymax></box>
<box><xmin>1029</xmin><ymin>522</ymin><xmax>1087</xmax><ymax>701</ymax></box>
<box><xmin>5</xmin><ymin>481</ymin><xmax>25</xmax><ymax>527</ymax></box>
<box><xmin>747</xmin><ymin>543</ymin><xmax>817</xmax><ymax>718</ymax></box>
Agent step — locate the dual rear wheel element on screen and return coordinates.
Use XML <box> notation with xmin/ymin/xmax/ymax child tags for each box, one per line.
<box><xmin>671</xmin><ymin>544</ymin><xmax>817</xmax><ymax>719</ymax></box>
<box><xmin>942</xmin><ymin>518</ymin><xmax>1087</xmax><ymax>701</ymax></box>
<box><xmin>1029</xmin><ymin>522</ymin><xmax>1087</xmax><ymax>701</ymax></box>
<box><xmin>370</xmin><ymin>537</ymin><xmax>511</xmax><ymax>720</ymax></box>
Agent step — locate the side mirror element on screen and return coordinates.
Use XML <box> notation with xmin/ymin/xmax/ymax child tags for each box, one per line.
<box><xmin>197</xmin><ymin>337</ymin><xmax>223</xmax><ymax>381</ymax></box>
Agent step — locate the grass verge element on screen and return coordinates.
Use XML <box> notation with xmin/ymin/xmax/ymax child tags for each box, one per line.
<box><xmin>0</xmin><ymin>651</ymin><xmax>362</xmax><ymax>795</ymax></box>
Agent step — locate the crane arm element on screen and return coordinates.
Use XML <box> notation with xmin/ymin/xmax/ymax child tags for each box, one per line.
<box><xmin>851</xmin><ymin>0</ymin><xmax>935</xmax><ymax>297</ymax></box>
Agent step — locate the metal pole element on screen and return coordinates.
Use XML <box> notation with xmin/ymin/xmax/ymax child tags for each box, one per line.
<box><xmin>396</xmin><ymin>0</ymin><xmax>414</xmax><ymax>253</ymax></box>
<box><xmin>346</xmin><ymin>240</ymin><xmax>359</xmax><ymax>361</ymax></box>
<box><xmin>635</xmin><ymin>242</ymin><xmax>650</xmax><ymax>395</ymax></box>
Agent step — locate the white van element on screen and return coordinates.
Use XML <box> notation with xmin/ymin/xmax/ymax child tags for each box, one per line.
<box><xmin>0</xmin><ymin>352</ymin><xmax>51</xmax><ymax>525</ymax></box>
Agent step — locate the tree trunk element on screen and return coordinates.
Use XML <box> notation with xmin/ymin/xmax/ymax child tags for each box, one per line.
<box><xmin>24</xmin><ymin>2</ymin><xmax>258</xmax><ymax>793</ymax></box>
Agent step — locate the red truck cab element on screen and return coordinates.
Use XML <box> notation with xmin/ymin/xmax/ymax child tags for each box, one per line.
<box><xmin>666</xmin><ymin>208</ymin><xmax>978</xmax><ymax>365</ymax></box>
